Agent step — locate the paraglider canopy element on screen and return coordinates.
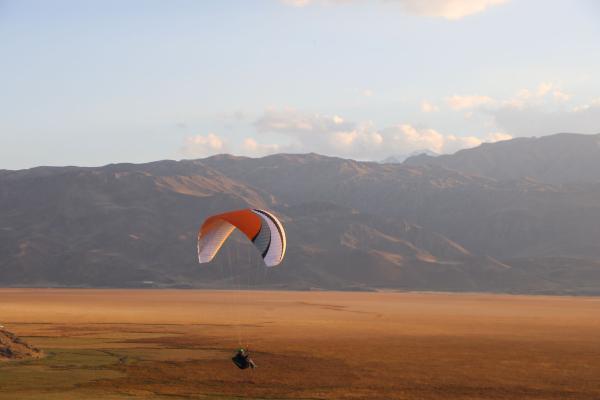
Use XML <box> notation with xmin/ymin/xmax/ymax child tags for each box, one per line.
<box><xmin>197</xmin><ymin>208</ymin><xmax>286</xmax><ymax>267</ymax></box>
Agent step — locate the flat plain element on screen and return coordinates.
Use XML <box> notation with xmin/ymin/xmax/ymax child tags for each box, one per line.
<box><xmin>0</xmin><ymin>289</ymin><xmax>599</xmax><ymax>399</ymax></box>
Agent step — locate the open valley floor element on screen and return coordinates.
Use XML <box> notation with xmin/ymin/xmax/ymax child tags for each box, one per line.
<box><xmin>0</xmin><ymin>289</ymin><xmax>599</xmax><ymax>399</ymax></box>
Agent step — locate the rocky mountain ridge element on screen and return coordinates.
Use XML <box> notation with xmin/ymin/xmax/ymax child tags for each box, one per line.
<box><xmin>1</xmin><ymin>133</ymin><xmax>599</xmax><ymax>294</ymax></box>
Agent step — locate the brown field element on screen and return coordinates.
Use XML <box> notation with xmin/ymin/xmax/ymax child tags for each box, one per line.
<box><xmin>0</xmin><ymin>289</ymin><xmax>599</xmax><ymax>399</ymax></box>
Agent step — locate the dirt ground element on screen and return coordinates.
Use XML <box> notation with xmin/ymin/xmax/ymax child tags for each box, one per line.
<box><xmin>0</xmin><ymin>289</ymin><xmax>598</xmax><ymax>399</ymax></box>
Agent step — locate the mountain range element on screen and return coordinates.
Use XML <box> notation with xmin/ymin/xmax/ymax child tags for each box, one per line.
<box><xmin>1</xmin><ymin>132</ymin><xmax>599</xmax><ymax>294</ymax></box>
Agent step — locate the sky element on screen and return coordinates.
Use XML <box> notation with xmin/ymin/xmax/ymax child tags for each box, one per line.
<box><xmin>1</xmin><ymin>0</ymin><xmax>599</xmax><ymax>169</ymax></box>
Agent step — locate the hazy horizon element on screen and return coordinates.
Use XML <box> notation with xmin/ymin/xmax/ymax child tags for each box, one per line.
<box><xmin>2</xmin><ymin>131</ymin><xmax>600</xmax><ymax>171</ymax></box>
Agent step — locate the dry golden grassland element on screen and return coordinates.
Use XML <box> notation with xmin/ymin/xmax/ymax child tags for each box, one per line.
<box><xmin>0</xmin><ymin>289</ymin><xmax>599</xmax><ymax>399</ymax></box>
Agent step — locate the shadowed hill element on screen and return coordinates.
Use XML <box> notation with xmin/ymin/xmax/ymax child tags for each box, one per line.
<box><xmin>404</xmin><ymin>133</ymin><xmax>600</xmax><ymax>184</ymax></box>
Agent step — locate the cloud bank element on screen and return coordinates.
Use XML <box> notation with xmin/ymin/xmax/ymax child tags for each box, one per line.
<box><xmin>180</xmin><ymin>133</ymin><xmax>226</xmax><ymax>158</ymax></box>
<box><xmin>251</xmin><ymin>107</ymin><xmax>508</xmax><ymax>159</ymax></box>
<box><xmin>178</xmin><ymin>80</ymin><xmax>600</xmax><ymax>161</ymax></box>
<box><xmin>445</xmin><ymin>83</ymin><xmax>600</xmax><ymax>137</ymax></box>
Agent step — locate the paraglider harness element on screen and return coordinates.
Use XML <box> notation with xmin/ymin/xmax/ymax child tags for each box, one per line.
<box><xmin>232</xmin><ymin>348</ymin><xmax>256</xmax><ymax>370</ymax></box>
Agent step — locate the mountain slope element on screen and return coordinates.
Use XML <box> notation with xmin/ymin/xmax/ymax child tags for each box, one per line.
<box><xmin>1</xmin><ymin>134</ymin><xmax>600</xmax><ymax>293</ymax></box>
<box><xmin>0</xmin><ymin>160</ymin><xmax>516</xmax><ymax>291</ymax></box>
<box><xmin>404</xmin><ymin>133</ymin><xmax>600</xmax><ymax>184</ymax></box>
<box><xmin>201</xmin><ymin>152</ymin><xmax>600</xmax><ymax>261</ymax></box>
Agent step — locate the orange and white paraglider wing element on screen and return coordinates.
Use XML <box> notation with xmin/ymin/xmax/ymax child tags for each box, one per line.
<box><xmin>197</xmin><ymin>208</ymin><xmax>286</xmax><ymax>267</ymax></box>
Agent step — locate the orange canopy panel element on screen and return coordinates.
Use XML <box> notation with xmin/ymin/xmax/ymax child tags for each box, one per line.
<box><xmin>200</xmin><ymin>209</ymin><xmax>261</xmax><ymax>241</ymax></box>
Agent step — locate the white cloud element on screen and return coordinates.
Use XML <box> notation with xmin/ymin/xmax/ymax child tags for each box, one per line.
<box><xmin>441</xmin><ymin>83</ymin><xmax>597</xmax><ymax>137</ymax></box>
<box><xmin>398</xmin><ymin>0</ymin><xmax>510</xmax><ymax>20</ymax></box>
<box><xmin>553</xmin><ymin>89</ymin><xmax>571</xmax><ymax>102</ymax></box>
<box><xmin>255</xmin><ymin>107</ymin><xmax>355</xmax><ymax>135</ymax></box>
<box><xmin>503</xmin><ymin>82</ymin><xmax>572</xmax><ymax>108</ymax></box>
<box><xmin>279</xmin><ymin>0</ymin><xmax>510</xmax><ymax>19</ymax></box>
<box><xmin>491</xmin><ymin>102</ymin><xmax>600</xmax><ymax>137</ymax></box>
<box><xmin>446</xmin><ymin>83</ymin><xmax>572</xmax><ymax>113</ymax></box>
<box><xmin>383</xmin><ymin>125</ymin><xmax>509</xmax><ymax>154</ymax></box>
<box><xmin>536</xmin><ymin>82</ymin><xmax>553</xmax><ymax>97</ymax></box>
<box><xmin>487</xmin><ymin>132</ymin><xmax>513</xmax><ymax>142</ymax></box>
<box><xmin>242</xmin><ymin>138</ymin><xmax>281</xmax><ymax>156</ymax></box>
<box><xmin>533</xmin><ymin>82</ymin><xmax>569</xmax><ymax>102</ymax></box>
<box><xmin>572</xmin><ymin>98</ymin><xmax>600</xmax><ymax>113</ymax></box>
<box><xmin>421</xmin><ymin>100</ymin><xmax>439</xmax><ymax>113</ymax></box>
<box><xmin>383</xmin><ymin>124</ymin><xmax>446</xmax><ymax>153</ymax></box>
<box><xmin>443</xmin><ymin>134</ymin><xmax>483</xmax><ymax>153</ymax></box>
<box><xmin>254</xmin><ymin>107</ymin><xmax>505</xmax><ymax>158</ymax></box>
<box><xmin>330</xmin><ymin>123</ymin><xmax>384</xmax><ymax>153</ymax></box>
<box><xmin>449</xmin><ymin>83</ymin><xmax>600</xmax><ymax>137</ymax></box>
<box><xmin>446</xmin><ymin>95</ymin><xmax>495</xmax><ymax>110</ymax></box>
<box><xmin>280</xmin><ymin>0</ymin><xmax>313</xmax><ymax>6</ymax></box>
<box><xmin>180</xmin><ymin>133</ymin><xmax>225</xmax><ymax>158</ymax></box>
<box><xmin>256</xmin><ymin>109</ymin><xmax>385</xmax><ymax>158</ymax></box>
